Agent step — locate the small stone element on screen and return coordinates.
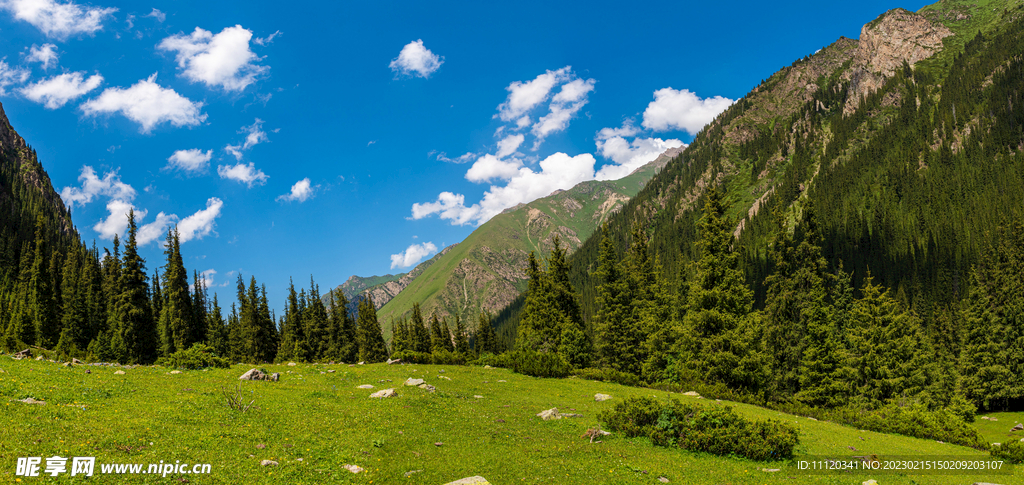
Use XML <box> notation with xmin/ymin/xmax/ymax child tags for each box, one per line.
<box><xmin>169</xmin><ymin>370</ymin><xmax>182</xmax><ymax>374</ymax></box>
<box><xmin>682</xmin><ymin>391</ymin><xmax>699</xmax><ymax>397</ymax></box>
<box><xmin>343</xmin><ymin>464</ymin><xmax>364</xmax><ymax>473</ymax></box>
<box><xmin>405</xmin><ymin>470</ymin><xmax>423</xmax><ymax>477</ymax></box>
<box><xmin>296</xmin><ymin>458</ymin><xmax>303</xmax><ymax>462</ymax></box>
<box><xmin>419</xmin><ymin>383</ymin><xmax>436</xmax><ymax>392</ymax></box>
<box><xmin>435</xmin><ymin>441</ymin><xmax>443</xmax><ymax>446</ymax></box>
<box><xmin>370</xmin><ymin>388</ymin><xmax>397</xmax><ymax>398</ymax></box>
<box><xmin>327</xmin><ymin>369</ymin><xmax>335</xmax><ymax>373</ymax></box>
<box><xmin>474</xmin><ymin>395</ymin><xmax>484</xmax><ymax>399</ymax></box>
<box><xmin>256</xmin><ymin>444</ymin><xmax>266</xmax><ymax>449</ymax></box>
<box><xmin>438</xmin><ymin>375</ymin><xmax>452</xmax><ymax>380</ymax></box>
<box><xmin>405</xmin><ymin>378</ymin><xmax>425</xmax><ymax>386</ymax></box>
<box><xmin>537</xmin><ymin>408</ymin><xmax>560</xmax><ymax>420</ymax></box>
<box><xmin>287</xmin><ymin>362</ymin><xmax>297</xmax><ymax>366</ymax></box>
<box><xmin>18</xmin><ymin>397</ymin><xmax>45</xmax><ymax>405</ymax></box>
<box><xmin>483</xmin><ymin>365</ymin><xmax>492</xmax><ymax>369</ymax></box>
<box><xmin>239</xmin><ymin>368</ymin><xmax>277</xmax><ymax>381</ymax></box>
<box><xmin>980</xmin><ymin>416</ymin><xmax>991</xmax><ymax>420</ymax></box>
<box><xmin>357</xmin><ymin>384</ymin><xmax>374</xmax><ymax>389</ymax></box>
<box><xmin>991</xmin><ymin>417</ymin><xmax>999</xmax><ymax>422</ymax></box>
<box><xmin>1011</xmin><ymin>423</ymin><xmax>1023</xmax><ymax>432</ymax></box>
<box><xmin>658</xmin><ymin>477</ymin><xmax>670</xmax><ymax>483</ymax></box>
<box><xmin>862</xmin><ymin>480</ymin><xmax>877</xmax><ymax>485</ymax></box>
<box><xmin>594</xmin><ymin>393</ymin><xmax>612</xmax><ymax>402</ymax></box>
<box><xmin>260</xmin><ymin>460</ymin><xmax>278</xmax><ymax>467</ymax></box>
<box><xmin>762</xmin><ymin>468</ymin><xmax>780</xmax><ymax>472</ymax></box>
<box><xmin>808</xmin><ymin>417</ymin><xmax>818</xmax><ymax>421</ymax></box>
<box><xmin>444</xmin><ymin>477</ymin><xmax>490</xmax><ymax>485</ymax></box>
<box><xmin>35</xmin><ymin>355</ymin><xmax>43</xmax><ymax>360</ymax></box>
<box><xmin>319</xmin><ymin>371</ymin><xmax>325</xmax><ymax>374</ymax></box>
<box><xmin>84</xmin><ymin>369</ymin><xmax>90</xmax><ymax>374</ymax></box>
<box><xmin>387</xmin><ymin>358</ymin><xmax>401</xmax><ymax>365</ymax></box>
<box><xmin>497</xmin><ymin>379</ymin><xmax>506</xmax><ymax>382</ymax></box>
<box><xmin>358</xmin><ymin>361</ymin><xmax>365</xmax><ymax>365</ymax></box>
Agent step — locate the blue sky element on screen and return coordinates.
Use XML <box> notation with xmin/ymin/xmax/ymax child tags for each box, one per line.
<box><xmin>0</xmin><ymin>0</ymin><xmax>928</xmax><ymax>312</ymax></box>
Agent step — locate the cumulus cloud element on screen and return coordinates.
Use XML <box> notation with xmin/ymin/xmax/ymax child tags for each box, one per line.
<box><xmin>177</xmin><ymin>197</ymin><xmax>223</xmax><ymax>242</ymax></box>
<box><xmin>224</xmin><ymin>118</ymin><xmax>267</xmax><ymax>160</ymax></box>
<box><xmin>217</xmin><ymin>162</ymin><xmax>267</xmax><ymax>187</ymax></box>
<box><xmin>496</xmin><ymin>66</ymin><xmax>570</xmax><ymax>122</ymax></box>
<box><xmin>595</xmin><ymin>135</ymin><xmax>684</xmax><ymax>181</ymax></box>
<box><xmin>136</xmin><ymin>211</ymin><xmax>176</xmax><ymax>246</ymax></box>
<box><xmin>94</xmin><ymin>199</ymin><xmax>142</xmax><ymax>240</ymax></box>
<box><xmin>464</xmin><ymin>154</ymin><xmax>522</xmax><ymax>183</ymax></box>
<box><xmin>165</xmin><ymin>148</ymin><xmax>212</xmax><ymax>173</ymax></box>
<box><xmin>144</xmin><ymin>8</ymin><xmax>164</xmax><ymax>22</ymax></box>
<box><xmin>0</xmin><ymin>59</ymin><xmax>30</xmax><ymax>95</ymax></box>
<box><xmin>26</xmin><ymin>43</ymin><xmax>57</xmax><ymax>69</ymax></box>
<box><xmin>158</xmin><ymin>25</ymin><xmax>268</xmax><ymax>92</ymax></box>
<box><xmin>641</xmin><ymin>87</ymin><xmax>734</xmax><ymax>135</ymax></box>
<box><xmin>60</xmin><ymin>165</ymin><xmax>135</xmax><ymax>208</ymax></box>
<box><xmin>530</xmin><ymin>79</ymin><xmax>595</xmax><ymax>147</ymax></box>
<box><xmin>495</xmin><ymin>133</ymin><xmax>524</xmax><ymax>159</ymax></box>
<box><xmin>413</xmin><ymin>152</ymin><xmax>596</xmax><ymax>225</ymax></box>
<box><xmin>0</xmin><ymin>0</ymin><xmax>116</xmax><ymax>39</ymax></box>
<box><xmin>390</xmin><ymin>241</ymin><xmax>437</xmax><ymax>269</ymax></box>
<box><xmin>276</xmin><ymin>177</ymin><xmax>317</xmax><ymax>202</ymax></box>
<box><xmin>389</xmin><ymin>39</ymin><xmax>443</xmax><ymax>78</ymax></box>
<box><xmin>20</xmin><ymin>71</ymin><xmax>102</xmax><ymax>109</ymax></box>
<box><xmin>80</xmin><ymin>73</ymin><xmax>207</xmax><ymax>133</ymax></box>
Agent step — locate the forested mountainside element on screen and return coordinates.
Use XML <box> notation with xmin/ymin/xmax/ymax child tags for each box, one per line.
<box><xmin>371</xmin><ymin>149</ymin><xmax>676</xmax><ymax>338</ymax></box>
<box><xmin>490</xmin><ymin>0</ymin><xmax>1024</xmax><ymax>411</ymax></box>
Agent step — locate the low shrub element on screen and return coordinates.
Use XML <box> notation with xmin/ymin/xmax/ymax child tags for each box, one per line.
<box><xmin>471</xmin><ymin>352</ymin><xmax>514</xmax><ymax>368</ymax></box>
<box><xmin>156</xmin><ymin>343</ymin><xmax>229</xmax><ymax>370</ymax></box>
<box><xmin>390</xmin><ymin>350</ymin><xmax>433</xmax><ymax>364</ymax></box>
<box><xmin>511</xmin><ymin>350</ymin><xmax>570</xmax><ymax>378</ymax></box>
<box><xmin>845</xmin><ymin>402</ymin><xmax>985</xmax><ymax>448</ymax></box>
<box><xmin>598</xmin><ymin>396</ymin><xmax>799</xmax><ymax>461</ymax></box>
<box><xmin>574</xmin><ymin>367</ymin><xmax>642</xmax><ymax>387</ymax></box>
<box><xmin>430</xmin><ymin>349</ymin><xmax>466</xmax><ymax>365</ymax></box>
<box><xmin>991</xmin><ymin>439</ymin><xmax>1024</xmax><ymax>464</ymax></box>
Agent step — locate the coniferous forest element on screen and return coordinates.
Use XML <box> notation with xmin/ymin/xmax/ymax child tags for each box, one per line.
<box><xmin>3</xmin><ymin>3</ymin><xmax>1024</xmax><ymax>461</ymax></box>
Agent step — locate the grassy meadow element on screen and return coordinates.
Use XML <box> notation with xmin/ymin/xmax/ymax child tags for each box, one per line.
<box><xmin>0</xmin><ymin>356</ymin><xmax>1021</xmax><ymax>484</ymax></box>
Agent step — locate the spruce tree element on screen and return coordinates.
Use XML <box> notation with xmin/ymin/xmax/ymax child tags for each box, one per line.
<box><xmin>55</xmin><ymin>246</ymin><xmax>85</xmax><ymax>357</ymax></box>
<box><xmin>593</xmin><ymin>224</ymin><xmax>637</xmax><ymax>373</ymax></box>
<box><xmin>410</xmin><ymin>302</ymin><xmax>431</xmax><ymax>353</ymax></box>
<box><xmin>357</xmin><ymin>297</ymin><xmax>388</xmax><ymax>363</ymax></box>
<box><xmin>305</xmin><ymin>278</ymin><xmax>329</xmax><ymax>360</ymax></box>
<box><xmin>30</xmin><ymin>216</ymin><xmax>58</xmax><ymax>348</ymax></box>
<box><xmin>475</xmin><ymin>312</ymin><xmax>497</xmax><ymax>355</ymax></box>
<box><xmin>159</xmin><ymin>228</ymin><xmax>195</xmax><ymax>355</ymax></box>
<box><xmin>453</xmin><ymin>313</ymin><xmax>469</xmax><ymax>355</ymax></box>
<box><xmin>391</xmin><ymin>317</ymin><xmax>409</xmax><ymax>354</ymax></box>
<box><xmin>516</xmin><ymin>251</ymin><xmax>562</xmax><ymax>353</ymax></box>
<box><xmin>206</xmin><ymin>293</ymin><xmax>228</xmax><ymax>357</ymax></box>
<box><xmin>277</xmin><ymin>279</ymin><xmax>304</xmax><ymax>362</ymax></box>
<box><xmin>109</xmin><ymin>210</ymin><xmax>158</xmax><ymax>364</ymax></box>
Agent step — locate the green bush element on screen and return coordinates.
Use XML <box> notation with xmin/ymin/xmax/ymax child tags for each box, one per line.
<box><xmin>598</xmin><ymin>396</ymin><xmax>799</xmax><ymax>461</ymax></box>
<box><xmin>511</xmin><ymin>350</ymin><xmax>570</xmax><ymax>378</ymax></box>
<box><xmin>390</xmin><ymin>350</ymin><xmax>433</xmax><ymax>364</ymax></box>
<box><xmin>156</xmin><ymin>343</ymin><xmax>229</xmax><ymax>370</ymax></box>
<box><xmin>851</xmin><ymin>402</ymin><xmax>985</xmax><ymax>448</ymax></box>
<box><xmin>430</xmin><ymin>349</ymin><xmax>466</xmax><ymax>365</ymax></box>
<box><xmin>991</xmin><ymin>439</ymin><xmax>1024</xmax><ymax>464</ymax></box>
<box><xmin>471</xmin><ymin>352</ymin><xmax>514</xmax><ymax>368</ymax></box>
<box><xmin>574</xmin><ymin>367</ymin><xmax>642</xmax><ymax>387</ymax></box>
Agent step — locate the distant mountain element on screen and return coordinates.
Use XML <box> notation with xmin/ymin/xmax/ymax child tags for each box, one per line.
<box><xmin>365</xmin><ymin>148</ymin><xmax>680</xmax><ymax>338</ymax></box>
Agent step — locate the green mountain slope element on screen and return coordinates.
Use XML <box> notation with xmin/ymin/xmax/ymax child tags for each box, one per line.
<box><xmin>370</xmin><ymin>148</ymin><xmax>680</xmax><ymax>337</ymax></box>
<box><xmin>494</xmin><ymin>0</ymin><xmax>1024</xmax><ymax>339</ymax></box>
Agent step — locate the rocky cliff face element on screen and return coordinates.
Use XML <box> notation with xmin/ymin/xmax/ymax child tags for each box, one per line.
<box><xmin>844</xmin><ymin>8</ymin><xmax>953</xmax><ymax>113</ymax></box>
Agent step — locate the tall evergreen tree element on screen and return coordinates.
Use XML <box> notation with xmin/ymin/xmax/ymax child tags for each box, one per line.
<box><xmin>453</xmin><ymin>313</ymin><xmax>469</xmax><ymax>355</ymax></box>
<box><xmin>206</xmin><ymin>293</ymin><xmax>228</xmax><ymax>357</ymax></box>
<box><xmin>594</xmin><ymin>224</ymin><xmax>639</xmax><ymax>373</ymax></box>
<box><xmin>30</xmin><ymin>216</ymin><xmax>58</xmax><ymax>348</ymax></box>
<box><xmin>109</xmin><ymin>210</ymin><xmax>158</xmax><ymax>364</ymax></box>
<box><xmin>410</xmin><ymin>302</ymin><xmax>431</xmax><ymax>353</ymax></box>
<box><xmin>305</xmin><ymin>278</ymin><xmax>329</xmax><ymax>360</ymax></box>
<box><xmin>159</xmin><ymin>228</ymin><xmax>195</xmax><ymax>355</ymax></box>
<box><xmin>475</xmin><ymin>311</ymin><xmax>497</xmax><ymax>355</ymax></box>
<box><xmin>357</xmin><ymin>296</ymin><xmax>388</xmax><ymax>363</ymax></box>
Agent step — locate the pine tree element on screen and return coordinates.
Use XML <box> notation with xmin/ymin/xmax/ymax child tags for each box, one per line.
<box><xmin>391</xmin><ymin>317</ymin><xmax>409</xmax><ymax>354</ymax></box>
<box><xmin>357</xmin><ymin>297</ymin><xmax>388</xmax><ymax>363</ymax></box>
<box><xmin>453</xmin><ymin>313</ymin><xmax>469</xmax><ymax>355</ymax></box>
<box><xmin>55</xmin><ymin>246</ymin><xmax>85</xmax><ymax>357</ymax></box>
<box><xmin>305</xmin><ymin>278</ymin><xmax>329</xmax><ymax>360</ymax></box>
<box><xmin>109</xmin><ymin>210</ymin><xmax>158</xmax><ymax>364</ymax></box>
<box><xmin>475</xmin><ymin>312</ymin><xmax>497</xmax><ymax>355</ymax></box>
<box><xmin>410</xmin><ymin>302</ymin><xmax>431</xmax><ymax>353</ymax></box>
<box><xmin>517</xmin><ymin>251</ymin><xmax>563</xmax><ymax>353</ymax></box>
<box><xmin>30</xmin><ymin>216</ymin><xmax>58</xmax><ymax>348</ymax></box>
<box><xmin>206</xmin><ymin>293</ymin><xmax>228</xmax><ymax>357</ymax></box>
<box><xmin>277</xmin><ymin>279</ymin><xmax>304</xmax><ymax>362</ymax></box>
<box><xmin>191</xmin><ymin>270</ymin><xmax>208</xmax><ymax>345</ymax></box>
<box><xmin>593</xmin><ymin>224</ymin><xmax>638</xmax><ymax>373</ymax></box>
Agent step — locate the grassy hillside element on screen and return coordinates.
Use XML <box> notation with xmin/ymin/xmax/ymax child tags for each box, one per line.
<box><xmin>373</xmin><ymin>151</ymin><xmax>677</xmax><ymax>339</ymax></box>
<box><xmin>1</xmin><ymin>356</ymin><xmax>1017</xmax><ymax>484</ymax></box>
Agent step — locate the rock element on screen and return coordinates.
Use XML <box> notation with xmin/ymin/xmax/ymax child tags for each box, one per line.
<box><xmin>808</xmin><ymin>417</ymin><xmax>818</xmax><ymax>421</ymax></box>
<box><xmin>405</xmin><ymin>378</ymin><xmax>425</xmax><ymax>386</ymax></box>
<box><xmin>594</xmin><ymin>393</ymin><xmax>612</xmax><ymax>402</ymax></box>
<box><xmin>1012</xmin><ymin>423</ymin><xmax>1023</xmax><ymax>432</ymax></box>
<box><xmin>497</xmin><ymin>379</ymin><xmax>506</xmax><ymax>382</ymax></box>
<box><xmin>483</xmin><ymin>365</ymin><xmax>492</xmax><ymax>369</ymax></box>
<box><xmin>327</xmin><ymin>369</ymin><xmax>335</xmax><ymax>373</ymax></box>
<box><xmin>560</xmin><ymin>413</ymin><xmax>583</xmax><ymax>418</ymax></box>
<box><xmin>387</xmin><ymin>358</ymin><xmax>401</xmax><ymax>365</ymax></box>
<box><xmin>260</xmin><ymin>460</ymin><xmax>278</xmax><ymax>467</ymax></box>
<box><xmin>256</xmin><ymin>444</ymin><xmax>266</xmax><ymax>449</ymax></box>
<box><xmin>405</xmin><ymin>469</ymin><xmax>423</xmax><ymax>477</ymax></box>
<box><xmin>991</xmin><ymin>417</ymin><xmax>999</xmax><ymax>422</ymax></box>
<box><xmin>443</xmin><ymin>477</ymin><xmax>490</xmax><ymax>485</ymax></box>
<box><xmin>434</xmin><ymin>441</ymin><xmax>443</xmax><ymax>446</ymax></box>
<box><xmin>13</xmin><ymin>348</ymin><xmax>31</xmax><ymax>359</ymax></box>
<box><xmin>357</xmin><ymin>384</ymin><xmax>374</xmax><ymax>389</ymax></box>
<box><xmin>169</xmin><ymin>370</ymin><xmax>182</xmax><ymax>374</ymax></box>
<box><xmin>862</xmin><ymin>480</ymin><xmax>877</xmax><ymax>485</ymax></box>
<box><xmin>537</xmin><ymin>408</ymin><xmax>560</xmax><ymax>420</ymax></box>
<box><xmin>981</xmin><ymin>416</ymin><xmax>991</xmax><ymax>420</ymax></box>
<box><xmin>18</xmin><ymin>397</ymin><xmax>45</xmax><ymax>405</ymax></box>
<box><xmin>358</xmin><ymin>361</ymin><xmax>365</xmax><ymax>365</ymax></box>
<box><xmin>438</xmin><ymin>375</ymin><xmax>452</xmax><ymax>380</ymax></box>
<box><xmin>343</xmin><ymin>464</ymin><xmax>364</xmax><ymax>473</ymax></box>
<box><xmin>658</xmin><ymin>477</ymin><xmax>670</xmax><ymax>483</ymax></box>
<box><xmin>239</xmin><ymin>368</ymin><xmax>279</xmax><ymax>381</ymax></box>
<box><xmin>84</xmin><ymin>369</ymin><xmax>90</xmax><ymax>374</ymax></box>
<box><xmin>682</xmin><ymin>391</ymin><xmax>699</xmax><ymax>397</ymax></box>
<box><xmin>473</xmin><ymin>395</ymin><xmax>484</xmax><ymax>399</ymax></box>
<box><xmin>762</xmin><ymin>468</ymin><xmax>781</xmax><ymax>472</ymax></box>
<box><xmin>35</xmin><ymin>355</ymin><xmax>44</xmax><ymax>360</ymax></box>
<box><xmin>287</xmin><ymin>362</ymin><xmax>297</xmax><ymax>366</ymax></box>
<box><xmin>370</xmin><ymin>388</ymin><xmax>397</xmax><ymax>398</ymax></box>
<box><xmin>419</xmin><ymin>384</ymin><xmax>436</xmax><ymax>392</ymax></box>
<box><xmin>992</xmin><ymin>443</ymin><xmax>1001</xmax><ymax>447</ymax></box>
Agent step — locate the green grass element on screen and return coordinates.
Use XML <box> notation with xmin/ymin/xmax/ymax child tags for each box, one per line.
<box><xmin>1</xmin><ymin>357</ymin><xmax>1019</xmax><ymax>484</ymax></box>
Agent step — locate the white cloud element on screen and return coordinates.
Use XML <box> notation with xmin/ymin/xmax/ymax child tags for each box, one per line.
<box><xmin>217</xmin><ymin>162</ymin><xmax>267</xmax><ymax>187</ymax></box>
<box><xmin>166</xmin><ymin>148</ymin><xmax>212</xmax><ymax>173</ymax></box>
<box><xmin>144</xmin><ymin>8</ymin><xmax>164</xmax><ymax>22</ymax></box>
<box><xmin>0</xmin><ymin>0</ymin><xmax>116</xmax><ymax>39</ymax></box>
<box><xmin>390</xmin><ymin>241</ymin><xmax>437</xmax><ymax>269</ymax></box>
<box><xmin>80</xmin><ymin>73</ymin><xmax>207</xmax><ymax>133</ymax></box>
<box><xmin>596</xmin><ymin>120</ymin><xmax>640</xmax><ymax>140</ymax></box>
<box><xmin>389</xmin><ymin>39</ymin><xmax>443</xmax><ymax>78</ymax></box>
<box><xmin>595</xmin><ymin>135</ymin><xmax>684</xmax><ymax>180</ymax></box>
<box><xmin>496</xmin><ymin>66</ymin><xmax>570</xmax><ymax>122</ymax></box>
<box><xmin>276</xmin><ymin>177</ymin><xmax>317</xmax><ymax>202</ymax></box>
<box><xmin>495</xmin><ymin>133</ymin><xmax>524</xmax><ymax>159</ymax></box>
<box><xmin>434</xmin><ymin>151</ymin><xmax>475</xmax><ymax>164</ymax></box>
<box><xmin>465</xmin><ymin>154</ymin><xmax>522</xmax><ymax>183</ymax></box>
<box><xmin>224</xmin><ymin>118</ymin><xmax>267</xmax><ymax>160</ymax></box>
<box><xmin>0</xmin><ymin>59</ymin><xmax>30</xmax><ymax>95</ymax></box>
<box><xmin>59</xmin><ymin>165</ymin><xmax>135</xmax><ymax>208</ymax></box>
<box><xmin>641</xmin><ymin>87</ymin><xmax>734</xmax><ymax>135</ymax></box>
<box><xmin>530</xmin><ymin>78</ymin><xmax>595</xmax><ymax>148</ymax></box>
<box><xmin>158</xmin><ymin>25</ymin><xmax>268</xmax><ymax>92</ymax></box>
<box><xmin>136</xmin><ymin>211</ymin><xmax>176</xmax><ymax>246</ymax></box>
<box><xmin>177</xmin><ymin>197</ymin><xmax>223</xmax><ymax>242</ymax></box>
<box><xmin>253</xmin><ymin>30</ymin><xmax>280</xmax><ymax>46</ymax></box>
<box><xmin>413</xmin><ymin>152</ymin><xmax>596</xmax><ymax>225</ymax></box>
<box><xmin>20</xmin><ymin>71</ymin><xmax>102</xmax><ymax>109</ymax></box>
<box><xmin>194</xmin><ymin>268</ymin><xmax>226</xmax><ymax>290</ymax></box>
<box><xmin>93</xmin><ymin>199</ymin><xmax>142</xmax><ymax>240</ymax></box>
<box><xmin>26</xmin><ymin>43</ymin><xmax>57</xmax><ymax>69</ymax></box>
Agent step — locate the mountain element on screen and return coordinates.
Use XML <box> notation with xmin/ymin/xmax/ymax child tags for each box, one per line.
<box><xmin>492</xmin><ymin>0</ymin><xmax>1024</xmax><ymax>338</ymax></box>
<box><xmin>355</xmin><ymin>149</ymin><xmax>679</xmax><ymax>338</ymax></box>
<box><xmin>325</xmin><ymin>244</ymin><xmax>456</xmax><ymax>317</ymax></box>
